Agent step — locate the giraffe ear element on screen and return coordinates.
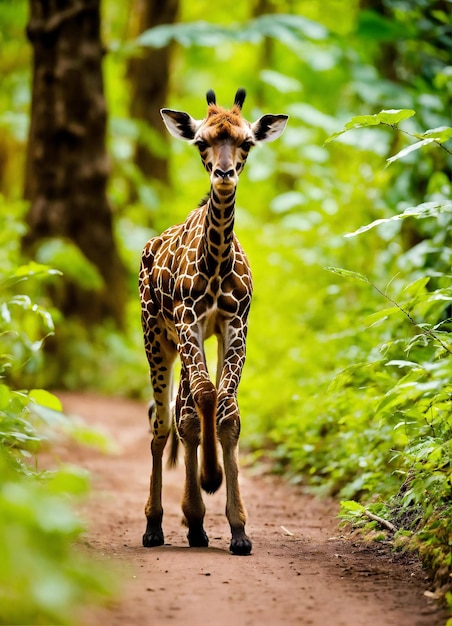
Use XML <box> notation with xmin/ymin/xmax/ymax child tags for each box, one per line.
<box><xmin>160</xmin><ymin>109</ymin><xmax>202</xmax><ymax>141</ymax></box>
<box><xmin>251</xmin><ymin>114</ymin><xmax>288</xmax><ymax>143</ymax></box>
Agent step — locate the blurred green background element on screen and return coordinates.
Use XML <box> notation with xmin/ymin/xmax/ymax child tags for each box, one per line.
<box><xmin>0</xmin><ymin>0</ymin><xmax>451</xmax><ymax>623</ymax></box>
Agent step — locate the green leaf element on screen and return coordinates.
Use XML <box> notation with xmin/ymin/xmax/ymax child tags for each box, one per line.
<box><xmin>386</xmin><ymin>359</ymin><xmax>423</xmax><ymax>369</ymax></box>
<box><xmin>340</xmin><ymin>500</ymin><xmax>365</xmax><ymax>513</ymax></box>
<box><xmin>414</xmin><ymin>126</ymin><xmax>452</xmax><ymax>143</ymax></box>
<box><xmin>357</xmin><ymin>10</ymin><xmax>409</xmax><ymax>42</ymax></box>
<box><xmin>12</xmin><ymin>262</ymin><xmax>61</xmax><ymax>279</ymax></box>
<box><xmin>328</xmin><ymin>362</ymin><xmax>374</xmax><ymax>392</ymax></box>
<box><xmin>325</xmin><ymin>109</ymin><xmax>415</xmax><ymax>144</ymax></box>
<box><xmin>365</xmin><ymin>306</ymin><xmax>399</xmax><ymax>327</ymax></box>
<box><xmin>403</xmin><ymin>276</ymin><xmax>430</xmax><ymax>297</ymax></box>
<box><xmin>345</xmin><ymin>202</ymin><xmax>452</xmax><ymax>237</ymax></box>
<box><xmin>386</xmin><ymin>138</ymin><xmax>436</xmax><ymax>165</ymax></box>
<box><xmin>135</xmin><ymin>14</ymin><xmax>328</xmax><ymax>50</ymax></box>
<box><xmin>324</xmin><ymin>267</ymin><xmax>370</xmax><ymax>283</ymax></box>
<box><xmin>260</xmin><ymin>69</ymin><xmax>302</xmax><ymax>94</ymax></box>
<box><xmin>376</xmin><ymin>109</ymin><xmax>416</xmax><ymax>124</ymax></box>
<box><xmin>0</xmin><ymin>383</ymin><xmax>13</xmax><ymax>410</ymax></box>
<box><xmin>28</xmin><ymin>389</ymin><xmax>63</xmax><ymax>413</ymax></box>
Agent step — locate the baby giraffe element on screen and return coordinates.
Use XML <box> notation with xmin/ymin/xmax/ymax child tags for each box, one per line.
<box><xmin>139</xmin><ymin>88</ymin><xmax>287</xmax><ymax>555</ymax></box>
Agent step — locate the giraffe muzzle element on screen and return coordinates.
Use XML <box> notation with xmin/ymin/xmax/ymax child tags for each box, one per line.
<box><xmin>213</xmin><ymin>168</ymin><xmax>236</xmax><ymax>185</ymax></box>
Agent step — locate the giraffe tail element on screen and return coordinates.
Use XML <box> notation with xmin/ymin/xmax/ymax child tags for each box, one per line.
<box><xmin>197</xmin><ymin>383</ymin><xmax>223</xmax><ymax>494</ymax></box>
<box><xmin>167</xmin><ymin>422</ymin><xmax>179</xmax><ymax>468</ymax></box>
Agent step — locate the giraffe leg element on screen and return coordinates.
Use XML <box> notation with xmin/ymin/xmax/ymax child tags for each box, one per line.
<box><xmin>217</xmin><ymin>396</ymin><xmax>252</xmax><ymax>555</ymax></box>
<box><xmin>176</xmin><ymin>369</ymin><xmax>208</xmax><ymax>547</ymax></box>
<box><xmin>143</xmin><ymin>433</ymin><xmax>167</xmax><ymax>547</ymax></box>
<box><xmin>216</xmin><ymin>326</ymin><xmax>252</xmax><ymax>555</ymax></box>
<box><xmin>177</xmin><ymin>321</ymin><xmax>223</xmax><ymax>494</ymax></box>
<box><xmin>142</xmin><ymin>334</ymin><xmax>177</xmax><ymax>548</ymax></box>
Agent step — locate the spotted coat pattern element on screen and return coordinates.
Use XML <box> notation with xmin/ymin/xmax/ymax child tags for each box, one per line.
<box><xmin>139</xmin><ymin>89</ymin><xmax>288</xmax><ymax>555</ymax></box>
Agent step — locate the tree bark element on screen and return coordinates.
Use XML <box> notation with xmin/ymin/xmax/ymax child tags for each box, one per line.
<box><xmin>128</xmin><ymin>0</ymin><xmax>179</xmax><ymax>184</ymax></box>
<box><xmin>24</xmin><ymin>0</ymin><xmax>126</xmax><ymax>326</ymax></box>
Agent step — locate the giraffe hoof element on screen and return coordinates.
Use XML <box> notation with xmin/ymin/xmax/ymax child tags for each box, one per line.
<box><xmin>187</xmin><ymin>527</ymin><xmax>209</xmax><ymax>548</ymax></box>
<box><xmin>142</xmin><ymin>529</ymin><xmax>164</xmax><ymax>547</ymax></box>
<box><xmin>230</xmin><ymin>531</ymin><xmax>252</xmax><ymax>556</ymax></box>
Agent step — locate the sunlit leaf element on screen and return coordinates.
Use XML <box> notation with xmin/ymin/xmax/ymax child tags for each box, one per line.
<box><xmin>414</xmin><ymin>126</ymin><xmax>452</xmax><ymax>143</ymax></box>
<box><xmin>402</xmin><ymin>276</ymin><xmax>430</xmax><ymax>297</ymax></box>
<box><xmin>325</xmin><ymin>109</ymin><xmax>415</xmax><ymax>143</ymax></box>
<box><xmin>339</xmin><ymin>500</ymin><xmax>365</xmax><ymax>517</ymax></box>
<box><xmin>260</xmin><ymin>69</ymin><xmax>302</xmax><ymax>94</ymax></box>
<box><xmin>12</xmin><ymin>263</ymin><xmax>61</xmax><ymax>279</ymax></box>
<box><xmin>324</xmin><ymin>267</ymin><xmax>370</xmax><ymax>283</ymax></box>
<box><xmin>365</xmin><ymin>306</ymin><xmax>399</xmax><ymax>327</ymax></box>
<box><xmin>28</xmin><ymin>389</ymin><xmax>63</xmax><ymax>413</ymax></box>
<box><xmin>386</xmin><ymin>359</ymin><xmax>423</xmax><ymax>369</ymax></box>
<box><xmin>135</xmin><ymin>14</ymin><xmax>327</xmax><ymax>50</ymax></box>
<box><xmin>376</xmin><ymin>109</ymin><xmax>416</xmax><ymax>124</ymax></box>
<box><xmin>345</xmin><ymin>202</ymin><xmax>452</xmax><ymax>237</ymax></box>
<box><xmin>386</xmin><ymin>138</ymin><xmax>436</xmax><ymax>165</ymax></box>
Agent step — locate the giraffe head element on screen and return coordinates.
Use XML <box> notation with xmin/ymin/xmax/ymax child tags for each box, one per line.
<box><xmin>160</xmin><ymin>89</ymin><xmax>288</xmax><ymax>190</ymax></box>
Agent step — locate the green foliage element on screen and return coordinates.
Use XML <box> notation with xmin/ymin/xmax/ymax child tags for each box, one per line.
<box><xmin>35</xmin><ymin>238</ymin><xmax>104</xmax><ymax>291</ymax></box>
<box><xmin>324</xmin><ymin>113</ymin><xmax>452</xmax><ymax>590</ymax></box>
<box><xmin>0</xmin><ymin>206</ymin><xmax>113</xmax><ymax>624</ymax></box>
<box><xmin>0</xmin><ymin>458</ymin><xmax>109</xmax><ymax>626</ymax></box>
<box><xmin>326</xmin><ymin>108</ymin><xmax>452</xmax><ymax>165</ymax></box>
<box><xmin>131</xmin><ymin>14</ymin><xmax>328</xmax><ymax>50</ymax></box>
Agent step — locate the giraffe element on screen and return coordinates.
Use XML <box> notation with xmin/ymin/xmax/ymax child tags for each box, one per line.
<box><xmin>139</xmin><ymin>88</ymin><xmax>288</xmax><ymax>555</ymax></box>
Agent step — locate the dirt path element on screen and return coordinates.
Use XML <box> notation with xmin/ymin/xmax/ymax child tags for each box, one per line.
<box><xmin>54</xmin><ymin>393</ymin><xmax>447</xmax><ymax>626</ymax></box>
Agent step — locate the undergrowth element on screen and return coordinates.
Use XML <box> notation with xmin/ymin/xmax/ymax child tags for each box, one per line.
<box><xmin>320</xmin><ymin>112</ymin><xmax>452</xmax><ymax>607</ymax></box>
<box><xmin>0</xmin><ymin>200</ymin><xmax>114</xmax><ymax>625</ymax></box>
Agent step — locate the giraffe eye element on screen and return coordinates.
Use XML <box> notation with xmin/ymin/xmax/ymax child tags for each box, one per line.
<box><xmin>195</xmin><ymin>140</ymin><xmax>208</xmax><ymax>151</ymax></box>
<box><xmin>240</xmin><ymin>141</ymin><xmax>252</xmax><ymax>152</ymax></box>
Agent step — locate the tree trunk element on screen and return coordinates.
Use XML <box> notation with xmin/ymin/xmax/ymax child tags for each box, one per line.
<box><xmin>128</xmin><ymin>0</ymin><xmax>179</xmax><ymax>184</ymax></box>
<box><xmin>252</xmin><ymin>0</ymin><xmax>276</xmax><ymax>107</ymax></box>
<box><xmin>24</xmin><ymin>0</ymin><xmax>126</xmax><ymax>326</ymax></box>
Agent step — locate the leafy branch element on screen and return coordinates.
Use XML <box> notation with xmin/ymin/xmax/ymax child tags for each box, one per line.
<box><xmin>122</xmin><ymin>14</ymin><xmax>328</xmax><ymax>52</ymax></box>
<box><xmin>325</xmin><ymin>267</ymin><xmax>452</xmax><ymax>356</ymax></box>
<box><xmin>343</xmin><ymin>201</ymin><xmax>452</xmax><ymax>238</ymax></box>
<box><xmin>325</xmin><ymin>109</ymin><xmax>452</xmax><ymax>163</ymax></box>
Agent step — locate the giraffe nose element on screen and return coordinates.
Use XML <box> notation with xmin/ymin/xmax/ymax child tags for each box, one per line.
<box><xmin>214</xmin><ymin>168</ymin><xmax>235</xmax><ymax>181</ymax></box>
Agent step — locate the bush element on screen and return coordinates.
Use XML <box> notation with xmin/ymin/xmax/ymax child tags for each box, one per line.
<box><xmin>0</xmin><ymin>202</ymin><xmax>112</xmax><ymax>625</ymax></box>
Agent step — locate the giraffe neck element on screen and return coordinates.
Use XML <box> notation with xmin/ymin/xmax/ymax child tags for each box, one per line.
<box><xmin>203</xmin><ymin>186</ymin><xmax>236</xmax><ymax>269</ymax></box>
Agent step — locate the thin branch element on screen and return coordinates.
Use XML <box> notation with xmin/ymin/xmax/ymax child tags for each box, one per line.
<box><xmin>385</xmin><ymin>123</ymin><xmax>452</xmax><ymax>156</ymax></box>
<box><xmin>363</xmin><ymin>510</ymin><xmax>397</xmax><ymax>533</ymax></box>
<box><xmin>369</xmin><ymin>280</ymin><xmax>452</xmax><ymax>356</ymax></box>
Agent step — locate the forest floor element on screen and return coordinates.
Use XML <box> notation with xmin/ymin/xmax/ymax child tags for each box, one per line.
<box><xmin>54</xmin><ymin>393</ymin><xmax>448</xmax><ymax>626</ymax></box>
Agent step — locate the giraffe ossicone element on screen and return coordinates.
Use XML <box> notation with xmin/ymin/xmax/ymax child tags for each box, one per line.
<box><xmin>139</xmin><ymin>89</ymin><xmax>288</xmax><ymax>555</ymax></box>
